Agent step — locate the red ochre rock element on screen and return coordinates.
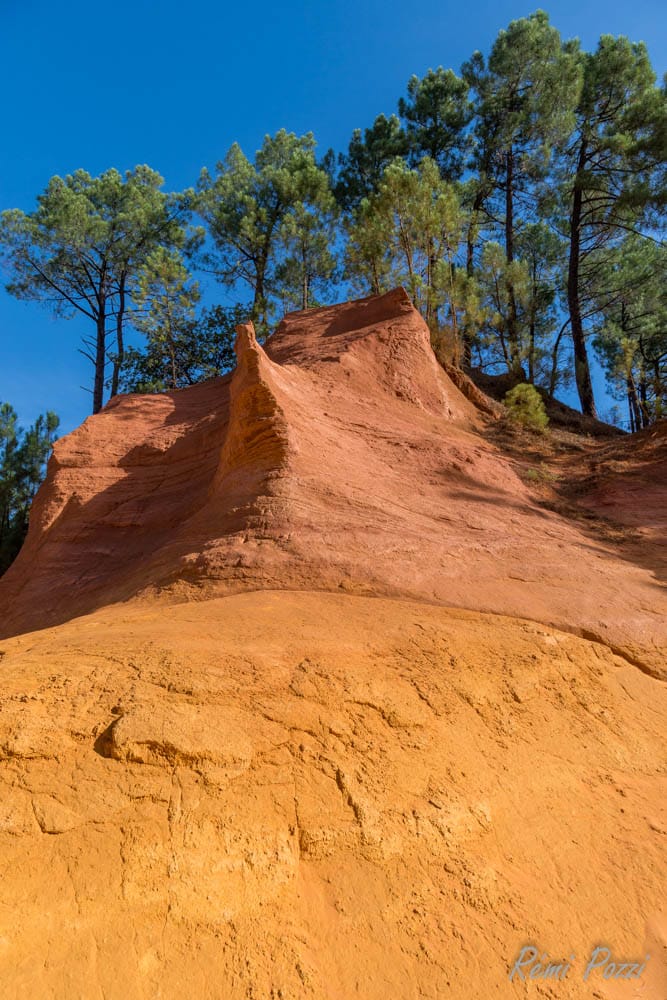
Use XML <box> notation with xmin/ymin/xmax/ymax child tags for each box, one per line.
<box><xmin>0</xmin><ymin>287</ymin><xmax>665</xmax><ymax>677</ymax></box>
<box><xmin>0</xmin><ymin>290</ymin><xmax>666</xmax><ymax>1000</ymax></box>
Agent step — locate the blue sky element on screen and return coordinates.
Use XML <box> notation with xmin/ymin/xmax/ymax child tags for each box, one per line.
<box><xmin>1</xmin><ymin>0</ymin><xmax>664</xmax><ymax>433</ymax></box>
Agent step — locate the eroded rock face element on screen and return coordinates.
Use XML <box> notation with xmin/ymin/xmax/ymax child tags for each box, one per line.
<box><xmin>0</xmin><ymin>288</ymin><xmax>665</xmax><ymax>677</ymax></box>
<box><xmin>0</xmin><ymin>592</ymin><xmax>665</xmax><ymax>999</ymax></box>
<box><xmin>0</xmin><ymin>291</ymin><xmax>666</xmax><ymax>998</ymax></box>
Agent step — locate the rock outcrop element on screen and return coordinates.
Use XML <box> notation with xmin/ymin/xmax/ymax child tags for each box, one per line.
<box><xmin>1</xmin><ymin>290</ymin><xmax>666</xmax><ymax>998</ymax></box>
<box><xmin>1</xmin><ymin>289</ymin><xmax>665</xmax><ymax>676</ymax></box>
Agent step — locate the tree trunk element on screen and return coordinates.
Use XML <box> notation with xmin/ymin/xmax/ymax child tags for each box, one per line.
<box><xmin>425</xmin><ymin>240</ymin><xmax>435</xmax><ymax>329</ymax></box>
<box><xmin>0</xmin><ymin>499</ymin><xmax>8</xmax><ymax>550</ymax></box>
<box><xmin>397</xmin><ymin>218</ymin><xmax>417</xmax><ymax>309</ymax></box>
<box><xmin>370</xmin><ymin>260</ymin><xmax>381</xmax><ymax>297</ymax></box>
<box><xmin>654</xmin><ymin>360</ymin><xmax>663</xmax><ymax>420</ymax></box>
<box><xmin>110</xmin><ymin>274</ymin><xmax>127</xmax><ymax>398</ymax></box>
<box><xmin>253</xmin><ymin>277</ymin><xmax>263</xmax><ymax>323</ymax></box>
<box><xmin>505</xmin><ymin>148</ymin><xmax>520</xmax><ymax>371</ymax></box>
<box><xmin>528</xmin><ymin>321</ymin><xmax>535</xmax><ymax>382</ymax></box>
<box><xmin>626</xmin><ymin>375</ymin><xmax>641</xmax><ymax>433</ymax></box>
<box><xmin>638</xmin><ymin>376</ymin><xmax>651</xmax><ymax>428</ymax></box>
<box><xmin>462</xmin><ymin>186</ymin><xmax>485</xmax><ymax>368</ymax></box>
<box><xmin>445</xmin><ymin>261</ymin><xmax>458</xmax><ymax>350</ymax></box>
<box><xmin>527</xmin><ymin>259</ymin><xmax>538</xmax><ymax>383</ymax></box>
<box><xmin>253</xmin><ymin>263</ymin><xmax>266</xmax><ymax>329</ymax></box>
<box><xmin>567</xmin><ymin>139</ymin><xmax>597</xmax><ymax>417</ymax></box>
<box><xmin>302</xmin><ymin>269</ymin><xmax>309</xmax><ymax>311</ymax></box>
<box><xmin>171</xmin><ymin>346</ymin><xmax>177</xmax><ymax>390</ymax></box>
<box><xmin>548</xmin><ymin>321</ymin><xmax>569</xmax><ymax>398</ymax></box>
<box><xmin>93</xmin><ymin>307</ymin><xmax>107</xmax><ymax>414</ymax></box>
<box><xmin>627</xmin><ymin>391</ymin><xmax>635</xmax><ymax>433</ymax></box>
<box><xmin>498</xmin><ymin>331</ymin><xmax>510</xmax><ymax>368</ymax></box>
<box><xmin>462</xmin><ymin>231</ymin><xmax>475</xmax><ymax>368</ymax></box>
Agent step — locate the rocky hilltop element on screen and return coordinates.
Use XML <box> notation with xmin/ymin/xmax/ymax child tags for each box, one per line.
<box><xmin>1</xmin><ymin>288</ymin><xmax>664</xmax><ymax>676</ymax></box>
<box><xmin>0</xmin><ymin>290</ymin><xmax>665</xmax><ymax>999</ymax></box>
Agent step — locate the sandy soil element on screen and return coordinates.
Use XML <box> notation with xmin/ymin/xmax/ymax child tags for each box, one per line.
<box><xmin>0</xmin><ymin>591</ymin><xmax>665</xmax><ymax>999</ymax></box>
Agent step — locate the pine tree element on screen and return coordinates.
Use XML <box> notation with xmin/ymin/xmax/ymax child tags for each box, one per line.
<box><xmin>463</xmin><ymin>12</ymin><xmax>580</xmax><ymax>371</ymax></box>
<box><xmin>131</xmin><ymin>248</ymin><xmax>201</xmax><ymax>390</ymax></box>
<box><xmin>344</xmin><ymin>157</ymin><xmax>478</xmax><ymax>353</ymax></box>
<box><xmin>196</xmin><ymin>131</ymin><xmax>333</xmax><ymax>333</ymax></box>
<box><xmin>398</xmin><ymin>67</ymin><xmax>472</xmax><ymax>179</ymax></box>
<box><xmin>117</xmin><ymin>305</ymin><xmax>247</xmax><ymax>394</ymax></box>
<box><xmin>0</xmin><ymin>405</ymin><xmax>58</xmax><ymax>574</ymax></box>
<box><xmin>592</xmin><ymin>235</ymin><xmax>667</xmax><ymax>428</ymax></box>
<box><xmin>275</xmin><ymin>184</ymin><xmax>339</xmax><ymax>311</ymax></box>
<box><xmin>558</xmin><ymin>35</ymin><xmax>666</xmax><ymax>416</ymax></box>
<box><xmin>0</xmin><ymin>168</ymin><xmax>189</xmax><ymax>413</ymax></box>
<box><xmin>333</xmin><ymin>115</ymin><xmax>408</xmax><ymax>211</ymax></box>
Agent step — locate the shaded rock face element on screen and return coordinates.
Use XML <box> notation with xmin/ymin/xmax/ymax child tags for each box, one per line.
<box><xmin>0</xmin><ymin>288</ymin><xmax>665</xmax><ymax>676</ymax></box>
<box><xmin>0</xmin><ymin>289</ymin><xmax>466</xmax><ymax>632</ymax></box>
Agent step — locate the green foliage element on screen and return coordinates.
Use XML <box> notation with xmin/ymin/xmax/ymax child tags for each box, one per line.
<box><xmin>345</xmin><ymin>157</ymin><xmax>481</xmax><ymax>342</ymax></box>
<box><xmin>398</xmin><ymin>68</ymin><xmax>472</xmax><ymax>179</ymax></box>
<box><xmin>591</xmin><ymin>235</ymin><xmax>667</xmax><ymax>429</ymax></box>
<box><xmin>476</xmin><ymin>241</ymin><xmax>530</xmax><ymax>364</ymax></box>
<box><xmin>463</xmin><ymin>11</ymin><xmax>581</xmax><ymax>203</ymax></box>
<box><xmin>558</xmin><ymin>34</ymin><xmax>666</xmax><ymax>415</ymax></box>
<box><xmin>522</xmin><ymin>464</ymin><xmax>559</xmax><ymax>484</ymax></box>
<box><xmin>0</xmin><ymin>167</ymin><xmax>189</xmax><ymax>412</ymax></box>
<box><xmin>504</xmin><ymin>383</ymin><xmax>550</xmax><ymax>432</ymax></box>
<box><xmin>475</xmin><ymin>224</ymin><xmax>565</xmax><ymax>386</ymax></box>
<box><xmin>462</xmin><ymin>12</ymin><xmax>581</xmax><ymax>372</ymax></box>
<box><xmin>1</xmin><ymin>12</ymin><xmax>664</xmax><ymax>431</ymax></box>
<box><xmin>515</xmin><ymin>222</ymin><xmax>565</xmax><ymax>385</ymax></box>
<box><xmin>0</xmin><ymin>403</ymin><xmax>59</xmax><ymax>574</ymax></box>
<box><xmin>117</xmin><ymin>304</ymin><xmax>248</xmax><ymax>393</ymax></box>
<box><xmin>333</xmin><ymin>114</ymin><xmax>408</xmax><ymax>210</ymax></box>
<box><xmin>275</xmin><ymin>188</ymin><xmax>339</xmax><ymax>312</ymax></box>
<box><xmin>196</xmin><ymin>130</ymin><xmax>336</xmax><ymax>333</ymax></box>
<box><xmin>132</xmin><ymin>248</ymin><xmax>201</xmax><ymax>390</ymax></box>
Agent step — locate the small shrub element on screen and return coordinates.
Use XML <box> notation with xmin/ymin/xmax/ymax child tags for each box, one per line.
<box><xmin>504</xmin><ymin>383</ymin><xmax>549</xmax><ymax>433</ymax></box>
<box><xmin>521</xmin><ymin>465</ymin><xmax>559</xmax><ymax>484</ymax></box>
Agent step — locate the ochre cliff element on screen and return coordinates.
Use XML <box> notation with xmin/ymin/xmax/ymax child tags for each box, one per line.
<box><xmin>1</xmin><ymin>593</ymin><xmax>666</xmax><ymax>999</ymax></box>
<box><xmin>0</xmin><ymin>290</ymin><xmax>665</xmax><ymax>999</ymax></box>
<box><xmin>1</xmin><ymin>288</ymin><xmax>665</xmax><ymax>677</ymax></box>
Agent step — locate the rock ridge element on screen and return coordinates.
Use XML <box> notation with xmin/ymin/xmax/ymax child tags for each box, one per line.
<box><xmin>0</xmin><ymin>289</ymin><xmax>664</xmax><ymax>677</ymax></box>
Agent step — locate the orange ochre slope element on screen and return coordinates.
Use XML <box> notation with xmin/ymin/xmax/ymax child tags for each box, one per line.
<box><xmin>0</xmin><ymin>288</ymin><xmax>665</xmax><ymax>999</ymax></box>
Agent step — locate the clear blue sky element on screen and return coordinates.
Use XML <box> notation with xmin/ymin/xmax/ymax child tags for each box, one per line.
<box><xmin>1</xmin><ymin>0</ymin><xmax>664</xmax><ymax>433</ymax></box>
